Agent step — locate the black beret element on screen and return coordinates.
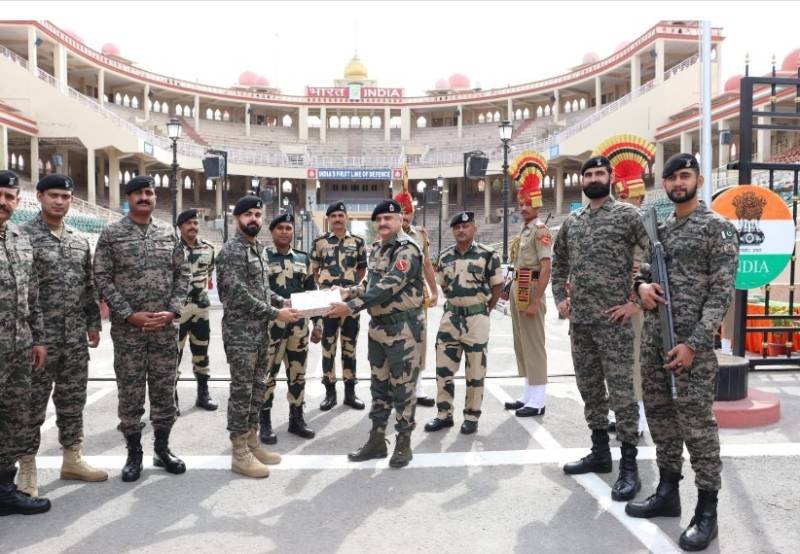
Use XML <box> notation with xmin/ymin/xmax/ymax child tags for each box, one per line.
<box><xmin>450</xmin><ymin>211</ymin><xmax>475</xmax><ymax>227</ymax></box>
<box><xmin>326</xmin><ymin>201</ymin><xmax>347</xmax><ymax>216</ymax></box>
<box><xmin>269</xmin><ymin>212</ymin><xmax>294</xmax><ymax>231</ymax></box>
<box><xmin>0</xmin><ymin>170</ymin><xmax>20</xmax><ymax>189</ymax></box>
<box><xmin>125</xmin><ymin>175</ymin><xmax>155</xmax><ymax>195</ymax></box>
<box><xmin>662</xmin><ymin>153</ymin><xmax>699</xmax><ymax>178</ymax></box>
<box><xmin>176</xmin><ymin>208</ymin><xmax>198</xmax><ymax>227</ymax></box>
<box><xmin>581</xmin><ymin>156</ymin><xmax>612</xmax><ymax>175</ymax></box>
<box><xmin>36</xmin><ymin>173</ymin><xmax>74</xmax><ymax>192</ymax></box>
<box><xmin>233</xmin><ymin>195</ymin><xmax>263</xmax><ymax>216</ymax></box>
<box><xmin>371</xmin><ymin>199</ymin><xmax>402</xmax><ymax>221</ymax></box>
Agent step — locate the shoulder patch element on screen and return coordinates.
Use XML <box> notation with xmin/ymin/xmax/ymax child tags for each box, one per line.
<box><xmin>394</xmin><ymin>259</ymin><xmax>410</xmax><ymax>272</ymax></box>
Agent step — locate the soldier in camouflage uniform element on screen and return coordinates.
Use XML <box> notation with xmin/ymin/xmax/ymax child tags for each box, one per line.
<box><xmin>259</xmin><ymin>212</ymin><xmax>316</xmax><ymax>444</ymax></box>
<box><xmin>18</xmin><ymin>175</ymin><xmax>107</xmax><ymax>499</ymax></box>
<box><xmin>310</xmin><ymin>202</ymin><xmax>367</xmax><ymax>411</ymax></box>
<box><xmin>552</xmin><ymin>155</ymin><xmax>649</xmax><ymax>502</ymax></box>
<box><xmin>424</xmin><ymin>212</ymin><xmax>503</xmax><ymax>435</ymax></box>
<box><xmin>93</xmin><ymin>176</ymin><xmax>190</xmax><ymax>483</ymax></box>
<box><xmin>216</xmin><ymin>196</ymin><xmax>298</xmax><ymax>478</ymax></box>
<box><xmin>626</xmin><ymin>153</ymin><xmax>738</xmax><ymax>552</ymax></box>
<box><xmin>0</xmin><ymin>170</ymin><xmax>51</xmax><ymax>516</ymax></box>
<box><xmin>175</xmin><ymin>208</ymin><xmax>218</xmax><ymax>412</ymax></box>
<box><xmin>328</xmin><ymin>199</ymin><xmax>425</xmax><ymax>468</ymax></box>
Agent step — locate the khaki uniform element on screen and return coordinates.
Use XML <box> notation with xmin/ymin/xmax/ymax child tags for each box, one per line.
<box><xmin>510</xmin><ymin>219</ymin><xmax>552</xmax><ymax>385</ymax></box>
<box><xmin>178</xmin><ymin>239</ymin><xmax>215</xmax><ymax>377</ymax></box>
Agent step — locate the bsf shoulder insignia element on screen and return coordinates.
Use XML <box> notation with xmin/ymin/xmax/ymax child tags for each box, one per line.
<box><xmin>538</xmin><ymin>232</ymin><xmax>552</xmax><ymax>246</ymax></box>
<box><xmin>394</xmin><ymin>260</ymin><xmax>409</xmax><ymax>272</ymax></box>
<box><xmin>722</xmin><ymin>228</ymin><xmax>736</xmax><ymax>240</ymax></box>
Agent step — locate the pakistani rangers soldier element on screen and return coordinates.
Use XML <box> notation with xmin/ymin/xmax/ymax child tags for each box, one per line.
<box><xmin>18</xmin><ymin>174</ymin><xmax>106</xmax><ymax>500</ymax></box>
<box><xmin>259</xmin><ymin>212</ymin><xmax>316</xmax><ymax>444</ymax></box>
<box><xmin>424</xmin><ymin>211</ymin><xmax>503</xmax><ymax>435</ymax></box>
<box><xmin>0</xmin><ymin>170</ymin><xmax>50</xmax><ymax>516</ymax></box>
<box><xmin>327</xmin><ymin>199</ymin><xmax>425</xmax><ymax>468</ymax></box>
<box><xmin>175</xmin><ymin>208</ymin><xmax>218</xmax><ymax>413</ymax></box>
<box><xmin>93</xmin><ymin>175</ymin><xmax>190</xmax><ymax>482</ymax></box>
<box><xmin>310</xmin><ymin>202</ymin><xmax>367</xmax><ymax>411</ymax></box>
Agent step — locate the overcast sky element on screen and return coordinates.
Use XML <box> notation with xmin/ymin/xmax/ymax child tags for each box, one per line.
<box><xmin>9</xmin><ymin>1</ymin><xmax>800</xmax><ymax>96</ymax></box>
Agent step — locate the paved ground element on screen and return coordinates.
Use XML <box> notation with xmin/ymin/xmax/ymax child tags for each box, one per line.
<box><xmin>2</xmin><ymin>290</ymin><xmax>799</xmax><ymax>553</ymax></box>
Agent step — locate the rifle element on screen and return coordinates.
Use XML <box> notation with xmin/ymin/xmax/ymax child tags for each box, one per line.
<box><xmin>641</xmin><ymin>207</ymin><xmax>678</xmax><ymax>400</ymax></box>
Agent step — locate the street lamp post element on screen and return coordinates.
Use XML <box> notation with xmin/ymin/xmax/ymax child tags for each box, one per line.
<box><xmin>499</xmin><ymin>120</ymin><xmax>513</xmax><ymax>264</ymax></box>
<box><xmin>281</xmin><ymin>180</ymin><xmax>292</xmax><ymax>215</ymax></box>
<box><xmin>417</xmin><ymin>180</ymin><xmax>427</xmax><ymax>229</ymax></box>
<box><xmin>436</xmin><ymin>175</ymin><xmax>444</xmax><ymax>257</ymax></box>
<box><xmin>166</xmin><ymin>117</ymin><xmax>182</xmax><ymax>226</ymax></box>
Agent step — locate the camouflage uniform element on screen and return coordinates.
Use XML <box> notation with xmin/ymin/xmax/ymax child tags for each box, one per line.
<box><xmin>216</xmin><ymin>232</ymin><xmax>280</xmax><ymax>438</ymax></box>
<box><xmin>346</xmin><ymin>235</ymin><xmax>425</xmax><ymax>433</ymax></box>
<box><xmin>637</xmin><ymin>202</ymin><xmax>738</xmax><ymax>491</ymax></box>
<box><xmin>0</xmin><ymin>223</ymin><xmax>43</xmax><ymax>472</ymax></box>
<box><xmin>93</xmin><ymin>216</ymin><xmax>189</xmax><ymax>436</ymax></box>
<box><xmin>551</xmin><ymin>197</ymin><xmax>648</xmax><ymax>445</ymax></box>
<box><xmin>434</xmin><ymin>242</ymin><xmax>503</xmax><ymax>421</ymax></box>
<box><xmin>310</xmin><ymin>232</ymin><xmax>367</xmax><ymax>384</ymax></box>
<box><xmin>21</xmin><ymin>214</ymin><xmax>101</xmax><ymax>454</ymax></box>
<box><xmin>263</xmin><ymin>246</ymin><xmax>316</xmax><ymax>409</ymax></box>
<box><xmin>177</xmin><ymin>238</ymin><xmax>215</xmax><ymax>376</ymax></box>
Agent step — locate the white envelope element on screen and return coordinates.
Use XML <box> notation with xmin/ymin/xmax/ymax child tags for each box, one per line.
<box><xmin>290</xmin><ymin>289</ymin><xmax>343</xmax><ymax>317</ymax></box>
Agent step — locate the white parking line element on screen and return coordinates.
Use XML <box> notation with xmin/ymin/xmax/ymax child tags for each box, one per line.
<box><xmin>40</xmin><ymin>386</ymin><xmax>115</xmax><ymax>434</ymax></box>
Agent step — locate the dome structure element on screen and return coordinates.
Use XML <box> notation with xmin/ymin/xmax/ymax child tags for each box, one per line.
<box><xmin>582</xmin><ymin>52</ymin><xmax>599</xmax><ymax>64</ymax></box>
<box><xmin>254</xmin><ymin>75</ymin><xmax>270</xmax><ymax>87</ymax></box>
<box><xmin>101</xmin><ymin>43</ymin><xmax>120</xmax><ymax>57</ymax></box>
<box><xmin>781</xmin><ymin>48</ymin><xmax>800</xmax><ymax>72</ymax></box>
<box><xmin>434</xmin><ymin>78</ymin><xmax>448</xmax><ymax>90</ymax></box>
<box><xmin>238</xmin><ymin>70</ymin><xmax>258</xmax><ymax>86</ymax></box>
<box><xmin>344</xmin><ymin>55</ymin><xmax>368</xmax><ymax>80</ymax></box>
<box><xmin>448</xmin><ymin>73</ymin><xmax>470</xmax><ymax>90</ymax></box>
<box><xmin>724</xmin><ymin>74</ymin><xmax>743</xmax><ymax>93</ymax></box>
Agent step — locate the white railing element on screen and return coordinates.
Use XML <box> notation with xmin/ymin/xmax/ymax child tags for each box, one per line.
<box><xmin>0</xmin><ymin>44</ymin><xmax>29</xmax><ymax>69</ymax></box>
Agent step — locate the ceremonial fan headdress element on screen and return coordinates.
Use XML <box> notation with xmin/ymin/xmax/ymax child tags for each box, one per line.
<box><xmin>593</xmin><ymin>134</ymin><xmax>655</xmax><ymax>199</ymax></box>
<box><xmin>508</xmin><ymin>150</ymin><xmax>548</xmax><ymax>208</ymax></box>
<box><xmin>393</xmin><ymin>163</ymin><xmax>414</xmax><ymax>214</ymax></box>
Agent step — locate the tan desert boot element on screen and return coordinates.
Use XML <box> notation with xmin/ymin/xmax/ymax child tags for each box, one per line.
<box><xmin>61</xmin><ymin>444</ymin><xmax>108</xmax><ymax>482</ymax></box>
<box><xmin>16</xmin><ymin>455</ymin><xmax>38</xmax><ymax>497</ymax></box>
<box><xmin>247</xmin><ymin>427</ymin><xmax>282</xmax><ymax>465</ymax></box>
<box><xmin>231</xmin><ymin>435</ymin><xmax>270</xmax><ymax>478</ymax></box>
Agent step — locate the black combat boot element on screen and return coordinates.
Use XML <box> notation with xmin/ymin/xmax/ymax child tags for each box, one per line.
<box><xmin>389</xmin><ymin>432</ymin><xmax>413</xmax><ymax>468</ymax></box>
<box><xmin>611</xmin><ymin>442</ymin><xmax>641</xmax><ymax>501</ymax></box>
<box><xmin>678</xmin><ymin>489</ymin><xmax>718</xmax><ymax>551</ymax></box>
<box><xmin>563</xmin><ymin>429</ymin><xmax>613</xmax><ymax>474</ymax></box>
<box><xmin>0</xmin><ymin>468</ymin><xmax>51</xmax><ymax>516</ymax></box>
<box><xmin>259</xmin><ymin>409</ymin><xmax>277</xmax><ymax>444</ymax></box>
<box><xmin>347</xmin><ymin>428</ymin><xmax>388</xmax><ymax>462</ymax></box>
<box><xmin>343</xmin><ymin>380</ymin><xmax>365</xmax><ymax>410</ymax></box>
<box><xmin>287</xmin><ymin>405</ymin><xmax>315</xmax><ymax>439</ymax></box>
<box><xmin>625</xmin><ymin>468</ymin><xmax>682</xmax><ymax>518</ymax></box>
<box><xmin>122</xmin><ymin>433</ymin><xmax>144</xmax><ymax>482</ymax></box>
<box><xmin>424</xmin><ymin>416</ymin><xmax>454</xmax><ymax>432</ymax></box>
<box><xmin>319</xmin><ymin>382</ymin><xmax>337</xmax><ymax>411</ymax></box>
<box><xmin>195</xmin><ymin>374</ymin><xmax>219</xmax><ymax>411</ymax></box>
<box><xmin>152</xmin><ymin>429</ymin><xmax>186</xmax><ymax>475</ymax></box>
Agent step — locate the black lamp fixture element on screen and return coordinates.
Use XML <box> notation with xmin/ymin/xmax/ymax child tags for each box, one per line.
<box><xmin>499</xmin><ymin>119</ymin><xmax>513</xmax><ymax>264</ymax></box>
<box><xmin>167</xmin><ymin>117</ymin><xmax>182</xmax><ymax>226</ymax></box>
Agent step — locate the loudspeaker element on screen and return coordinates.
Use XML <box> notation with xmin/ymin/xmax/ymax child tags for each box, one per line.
<box><xmin>466</xmin><ymin>152</ymin><xmax>489</xmax><ymax>179</ymax></box>
<box><xmin>203</xmin><ymin>156</ymin><xmax>225</xmax><ymax>179</ymax></box>
<box><xmin>719</xmin><ymin>130</ymin><xmax>732</xmax><ymax>145</ymax></box>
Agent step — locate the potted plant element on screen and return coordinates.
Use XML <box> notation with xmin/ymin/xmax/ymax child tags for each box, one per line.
<box><xmin>768</xmin><ymin>317</ymin><xmax>792</xmax><ymax>356</ymax></box>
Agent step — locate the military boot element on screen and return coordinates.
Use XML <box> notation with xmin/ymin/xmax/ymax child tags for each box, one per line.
<box><xmin>625</xmin><ymin>468</ymin><xmax>682</xmax><ymax>518</ymax></box>
<box><xmin>288</xmin><ymin>405</ymin><xmax>315</xmax><ymax>439</ymax></box>
<box><xmin>247</xmin><ymin>428</ymin><xmax>282</xmax><ymax>465</ymax></box>
<box><xmin>122</xmin><ymin>433</ymin><xmax>144</xmax><ymax>482</ymax></box>
<box><xmin>389</xmin><ymin>432</ymin><xmax>413</xmax><ymax>468</ymax></box>
<box><xmin>16</xmin><ymin>455</ymin><xmax>37</xmax><ymax>497</ymax></box>
<box><xmin>347</xmin><ymin>429</ymin><xmax>388</xmax><ymax>461</ymax></box>
<box><xmin>195</xmin><ymin>374</ymin><xmax>219</xmax><ymax>411</ymax></box>
<box><xmin>0</xmin><ymin>468</ymin><xmax>51</xmax><ymax>516</ymax></box>
<box><xmin>60</xmin><ymin>443</ymin><xmax>108</xmax><ymax>482</ymax></box>
<box><xmin>563</xmin><ymin>429</ymin><xmax>613</xmax><ymax>474</ymax></box>
<box><xmin>343</xmin><ymin>380</ymin><xmax>365</xmax><ymax>410</ymax></box>
<box><xmin>611</xmin><ymin>442</ymin><xmax>641</xmax><ymax>501</ymax></box>
<box><xmin>153</xmin><ymin>429</ymin><xmax>186</xmax><ymax>475</ymax></box>
<box><xmin>678</xmin><ymin>489</ymin><xmax>718</xmax><ymax>551</ymax></box>
<box><xmin>231</xmin><ymin>435</ymin><xmax>270</xmax><ymax>478</ymax></box>
<box><xmin>259</xmin><ymin>409</ymin><xmax>277</xmax><ymax>445</ymax></box>
<box><xmin>320</xmin><ymin>382</ymin><xmax>337</xmax><ymax>411</ymax></box>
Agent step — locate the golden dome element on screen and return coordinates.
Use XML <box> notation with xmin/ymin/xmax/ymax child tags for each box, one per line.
<box><xmin>344</xmin><ymin>55</ymin><xmax>368</xmax><ymax>81</ymax></box>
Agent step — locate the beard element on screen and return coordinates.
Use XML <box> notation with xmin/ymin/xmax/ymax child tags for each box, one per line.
<box><xmin>239</xmin><ymin>222</ymin><xmax>261</xmax><ymax>237</ymax></box>
<box><xmin>582</xmin><ymin>181</ymin><xmax>610</xmax><ymax>199</ymax></box>
<box><xmin>667</xmin><ymin>185</ymin><xmax>698</xmax><ymax>204</ymax></box>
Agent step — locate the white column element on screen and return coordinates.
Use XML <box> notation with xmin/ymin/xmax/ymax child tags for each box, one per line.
<box><xmin>298</xmin><ymin>106</ymin><xmax>308</xmax><ymax>141</ymax></box>
<box><xmin>680</xmin><ymin>132</ymin><xmax>694</xmax><ymax>155</ymax></box>
<box><xmin>654</xmin><ymin>141</ymin><xmax>665</xmax><ymax>183</ymax></box>
<box><xmin>594</xmin><ymin>76</ymin><xmax>602</xmax><ymax>112</ymax></box>
<box><xmin>441</xmin><ymin>178</ymin><xmax>449</xmax><ymax>222</ymax></box>
<box><xmin>320</xmin><ymin>106</ymin><xmax>327</xmax><ymax>143</ymax></box>
<box><xmin>215</xmin><ymin>179</ymin><xmax>222</xmax><ymax>217</ymax></box>
<box><xmin>555</xmin><ymin>166</ymin><xmax>564</xmax><ymax>214</ymax></box>
<box><xmin>484</xmin><ymin>180</ymin><xmax>491</xmax><ymax>223</ymax></box>
<box><xmin>756</xmin><ymin>116</ymin><xmax>771</xmax><ymax>163</ymax></box>
<box><xmin>714</xmin><ymin>44</ymin><xmax>723</xmax><ymax>95</ymax></box>
<box><xmin>137</xmin><ymin>158</ymin><xmax>147</xmax><ymax>178</ymax></box>
<box><xmin>552</xmin><ymin>89</ymin><xmax>560</xmax><ymax>123</ymax></box>
<box><xmin>0</xmin><ymin>125</ymin><xmax>7</xmax><ymax>171</ymax></box>
<box><xmin>176</xmin><ymin>171</ymin><xmax>183</xmax><ymax>215</ymax></box>
<box><xmin>97</xmin><ymin>69</ymin><xmax>105</xmax><ymax>104</ymax></box>
<box><xmin>54</xmin><ymin>43</ymin><xmax>67</xmax><ymax>92</ymax></box>
<box><xmin>245</xmin><ymin>103</ymin><xmax>251</xmax><ymax>137</ymax></box>
<box><xmin>630</xmin><ymin>54</ymin><xmax>641</xmax><ymax>90</ymax></box>
<box><xmin>27</xmin><ymin>27</ymin><xmax>38</xmax><ymax>75</ymax></box>
<box><xmin>384</xmin><ymin>108</ymin><xmax>391</xmax><ymax>142</ymax></box>
<box><xmin>507</xmin><ymin>98</ymin><xmax>513</xmax><ymax>121</ymax></box>
<box><xmin>400</xmin><ymin>107</ymin><xmax>411</xmax><ymax>141</ymax></box>
<box><xmin>30</xmin><ymin>136</ymin><xmax>39</xmax><ymax>184</ymax></box>
<box><xmin>193</xmin><ymin>172</ymin><xmax>201</xmax><ymax>204</ymax></box>
<box><xmin>143</xmin><ymin>84</ymin><xmax>150</xmax><ymax>121</ymax></box>
<box><xmin>718</xmin><ymin>119</ymin><xmax>731</xmax><ymax>167</ymax></box>
<box><xmin>457</xmin><ymin>105</ymin><xmax>463</xmax><ymax>139</ymax></box>
<box><xmin>108</xmin><ymin>152</ymin><xmax>120</xmax><ymax>210</ymax></box>
<box><xmin>655</xmin><ymin>39</ymin><xmax>665</xmax><ymax>83</ymax></box>
<box><xmin>193</xmin><ymin>95</ymin><xmax>200</xmax><ymax>130</ymax></box>
<box><xmin>96</xmin><ymin>152</ymin><xmax>105</xmax><ymax>201</ymax></box>
<box><xmin>86</xmin><ymin>148</ymin><xmax>96</xmax><ymax>205</ymax></box>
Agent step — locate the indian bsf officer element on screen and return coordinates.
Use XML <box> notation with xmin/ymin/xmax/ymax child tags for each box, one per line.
<box><xmin>0</xmin><ymin>170</ymin><xmax>50</xmax><ymax>516</ymax></box>
<box><xmin>551</xmin><ymin>154</ymin><xmax>649</xmax><ymax>503</ymax></box>
<box><xmin>626</xmin><ymin>153</ymin><xmax>738</xmax><ymax>551</ymax></box>
<box><xmin>258</xmin><ymin>212</ymin><xmax>315</xmax><ymax>445</ymax></box>
<box><xmin>310</xmin><ymin>201</ymin><xmax>367</xmax><ymax>411</ymax></box>
<box><xmin>93</xmin><ymin>175</ymin><xmax>190</xmax><ymax>483</ymax></box>
<box><xmin>216</xmin><ymin>196</ymin><xmax>298</xmax><ymax>478</ymax></box>
<box><xmin>327</xmin><ymin>199</ymin><xmax>425</xmax><ymax>468</ymax></box>
<box><xmin>175</xmin><ymin>208</ymin><xmax>218</xmax><ymax>414</ymax></box>
<box><xmin>424</xmin><ymin>211</ymin><xmax>503</xmax><ymax>435</ymax></box>
<box><xmin>18</xmin><ymin>175</ymin><xmax>107</xmax><ymax>501</ymax></box>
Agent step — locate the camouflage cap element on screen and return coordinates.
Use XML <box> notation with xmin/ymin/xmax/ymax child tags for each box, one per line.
<box><xmin>176</xmin><ymin>208</ymin><xmax>199</xmax><ymax>226</ymax></box>
<box><xmin>36</xmin><ymin>173</ymin><xmax>74</xmax><ymax>192</ymax></box>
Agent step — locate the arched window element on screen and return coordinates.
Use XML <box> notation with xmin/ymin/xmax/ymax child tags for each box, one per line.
<box><xmin>544</xmin><ymin>175</ymin><xmax>551</xmax><ymax>187</ymax></box>
<box><xmin>104</xmin><ymin>94</ymin><xmax>110</xmax><ymax>103</ymax></box>
<box><xmin>515</xmin><ymin>108</ymin><xmax>522</xmax><ymax>120</ymax></box>
<box><xmin>340</xmin><ymin>115</ymin><xmax>350</xmax><ymax>129</ymax></box>
<box><xmin>113</xmin><ymin>92</ymin><xmax>122</xmax><ymax>104</ymax></box>
<box><xmin>536</xmin><ymin>106</ymin><xmax>543</xmax><ymax>118</ymax></box>
<box><xmin>564</xmin><ymin>101</ymin><xmax>572</xmax><ymax>113</ymax></box>
<box><xmin>175</xmin><ymin>104</ymin><xmax>183</xmax><ymax>116</ymax></box>
<box><xmin>416</xmin><ymin>116</ymin><xmax>427</xmax><ymax>128</ymax></box>
<box><xmin>544</xmin><ymin>105</ymin><xmax>551</xmax><ymax>116</ymax></box>
<box><xmin>478</xmin><ymin>113</ymin><xmax>485</xmax><ymax>124</ymax></box>
<box><xmin>183</xmin><ymin>175</ymin><xmax>192</xmax><ymax>190</ymax></box>
<box><xmin>361</xmin><ymin>115</ymin><xmax>371</xmax><ymax>129</ymax></box>
<box><xmin>222</xmin><ymin>111</ymin><xmax>230</xmax><ymax>122</ymax></box>
<box><xmin>485</xmin><ymin>111</ymin><xmax>492</xmax><ymax>123</ymax></box>
<box><xmin>161</xmin><ymin>102</ymin><xmax>169</xmax><ymax>114</ymax></box>
<box><xmin>10</xmin><ymin>154</ymin><xmax>17</xmax><ymax>168</ymax></box>
<box><xmin>572</xmin><ymin>99</ymin><xmax>579</xmax><ymax>112</ymax></box>
<box><xmin>206</xmin><ymin>108</ymin><xmax>214</xmax><ymax>120</ymax></box>
<box><xmin>214</xmin><ymin>109</ymin><xmax>222</xmax><ymax>121</ymax></box>
<box><xmin>123</xmin><ymin>94</ymin><xmax>130</xmax><ymax>107</ymax></box>
<box><xmin>572</xmin><ymin>173</ymin><xmax>579</xmax><ymax>185</ymax></box>
<box><xmin>154</xmin><ymin>174</ymin><xmax>162</xmax><ymax>187</ymax></box>
<box><xmin>123</xmin><ymin>170</ymin><xmax>131</xmax><ymax>183</ymax></box>
<box><xmin>38</xmin><ymin>158</ymin><xmax>44</xmax><ymax>171</ymax></box>
<box><xmin>153</xmin><ymin>100</ymin><xmax>161</xmax><ymax>113</ymax></box>
<box><xmin>45</xmin><ymin>160</ymin><xmax>53</xmax><ymax>173</ymax></box>
<box><xmin>371</xmin><ymin>116</ymin><xmax>381</xmax><ymax>128</ymax></box>
<box><xmin>350</xmin><ymin>115</ymin><xmax>360</xmax><ymax>128</ymax></box>
<box><xmin>131</xmin><ymin>97</ymin><xmax>139</xmax><ymax>109</ymax></box>
<box><xmin>390</xmin><ymin>116</ymin><xmax>402</xmax><ymax>129</ymax></box>
<box><xmin>523</xmin><ymin>107</ymin><xmax>530</xmax><ymax>119</ymax></box>
<box><xmin>282</xmin><ymin>114</ymin><xmax>293</xmax><ymax>127</ymax></box>
<box><xmin>579</xmin><ymin>98</ymin><xmax>587</xmax><ymax>110</ymax></box>
<box><xmin>206</xmin><ymin>178</ymin><xmax>214</xmax><ymax>191</ymax></box>
<box><xmin>730</xmin><ymin>143</ymin><xmax>737</xmax><ymax>159</ymax></box>
<box><xmin>493</xmin><ymin>111</ymin><xmax>500</xmax><ymax>122</ymax></box>
<box><xmin>162</xmin><ymin>174</ymin><xmax>169</xmax><ymax>187</ymax></box>
<box><xmin>17</xmin><ymin>154</ymin><xmax>24</xmax><ymax>170</ymax></box>
<box><xmin>329</xmin><ymin>115</ymin><xmax>340</xmax><ymax>128</ymax></box>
